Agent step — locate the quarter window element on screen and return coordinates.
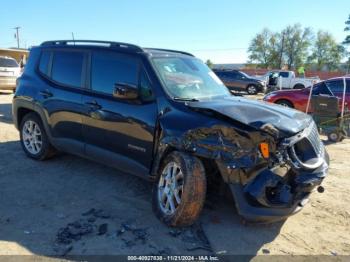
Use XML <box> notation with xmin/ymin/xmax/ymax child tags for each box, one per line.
<box><xmin>51</xmin><ymin>51</ymin><xmax>84</xmax><ymax>88</ymax></box>
<box><xmin>38</xmin><ymin>51</ymin><xmax>51</xmax><ymax>76</ymax></box>
<box><xmin>91</xmin><ymin>51</ymin><xmax>139</xmax><ymax>95</ymax></box>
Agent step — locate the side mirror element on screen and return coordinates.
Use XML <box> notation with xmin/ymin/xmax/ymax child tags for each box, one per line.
<box><xmin>113</xmin><ymin>83</ymin><xmax>138</xmax><ymax>100</ymax></box>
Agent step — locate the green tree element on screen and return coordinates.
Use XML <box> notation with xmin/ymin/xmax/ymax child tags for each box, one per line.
<box><xmin>343</xmin><ymin>14</ymin><xmax>350</xmax><ymax>45</ymax></box>
<box><xmin>283</xmin><ymin>24</ymin><xmax>313</xmax><ymax>70</ymax></box>
<box><xmin>205</xmin><ymin>59</ymin><xmax>214</xmax><ymax>68</ymax></box>
<box><xmin>248</xmin><ymin>28</ymin><xmax>279</xmax><ymax>68</ymax></box>
<box><xmin>308</xmin><ymin>31</ymin><xmax>345</xmax><ymax>71</ymax></box>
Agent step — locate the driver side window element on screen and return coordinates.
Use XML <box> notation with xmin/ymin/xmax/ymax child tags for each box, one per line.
<box><xmin>139</xmin><ymin>70</ymin><xmax>155</xmax><ymax>102</ymax></box>
<box><xmin>312</xmin><ymin>82</ymin><xmax>332</xmax><ymax>96</ymax></box>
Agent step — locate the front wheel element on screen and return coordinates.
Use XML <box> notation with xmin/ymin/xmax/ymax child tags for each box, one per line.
<box><xmin>276</xmin><ymin>99</ymin><xmax>294</xmax><ymax>108</ymax></box>
<box><xmin>152</xmin><ymin>151</ymin><xmax>207</xmax><ymax>227</ymax></box>
<box><xmin>246</xmin><ymin>85</ymin><xmax>258</xmax><ymax>95</ymax></box>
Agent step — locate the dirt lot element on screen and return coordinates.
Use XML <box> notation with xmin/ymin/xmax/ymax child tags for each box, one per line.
<box><xmin>0</xmin><ymin>92</ymin><xmax>350</xmax><ymax>258</ymax></box>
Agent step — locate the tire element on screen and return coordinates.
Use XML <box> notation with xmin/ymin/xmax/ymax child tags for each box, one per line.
<box><xmin>246</xmin><ymin>85</ymin><xmax>258</xmax><ymax>95</ymax></box>
<box><xmin>152</xmin><ymin>151</ymin><xmax>207</xmax><ymax>227</ymax></box>
<box><xmin>328</xmin><ymin>132</ymin><xmax>341</xmax><ymax>143</ymax></box>
<box><xmin>20</xmin><ymin>112</ymin><xmax>56</xmax><ymax>160</ymax></box>
<box><xmin>293</xmin><ymin>84</ymin><xmax>305</xmax><ymax>89</ymax></box>
<box><xmin>275</xmin><ymin>99</ymin><xmax>294</xmax><ymax>108</ymax></box>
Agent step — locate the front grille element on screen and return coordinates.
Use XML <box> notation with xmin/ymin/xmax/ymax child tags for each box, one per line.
<box><xmin>287</xmin><ymin>120</ymin><xmax>325</xmax><ymax>170</ymax></box>
<box><xmin>307</xmin><ymin>121</ymin><xmax>323</xmax><ymax>156</ymax></box>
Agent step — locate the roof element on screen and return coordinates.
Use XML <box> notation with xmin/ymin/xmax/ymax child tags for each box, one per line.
<box><xmin>326</xmin><ymin>76</ymin><xmax>350</xmax><ymax>81</ymax></box>
<box><xmin>0</xmin><ymin>48</ymin><xmax>29</xmax><ymax>53</ymax></box>
<box><xmin>40</xmin><ymin>40</ymin><xmax>194</xmax><ymax>57</ymax></box>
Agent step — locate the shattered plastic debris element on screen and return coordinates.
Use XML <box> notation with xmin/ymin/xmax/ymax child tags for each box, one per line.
<box><xmin>168</xmin><ymin>223</ymin><xmax>212</xmax><ymax>253</ymax></box>
<box><xmin>56</xmin><ymin>219</ymin><xmax>94</xmax><ymax>245</ymax></box>
<box><xmin>98</xmin><ymin>223</ymin><xmax>108</xmax><ymax>235</ymax></box>
<box><xmin>117</xmin><ymin>221</ymin><xmax>149</xmax><ymax>247</ymax></box>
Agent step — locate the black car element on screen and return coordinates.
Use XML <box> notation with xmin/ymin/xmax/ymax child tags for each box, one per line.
<box><xmin>13</xmin><ymin>40</ymin><xmax>329</xmax><ymax>226</ymax></box>
<box><xmin>214</xmin><ymin>69</ymin><xmax>265</xmax><ymax>95</ymax></box>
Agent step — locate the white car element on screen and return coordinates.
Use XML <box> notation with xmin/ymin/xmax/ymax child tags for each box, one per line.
<box><xmin>0</xmin><ymin>56</ymin><xmax>21</xmax><ymax>92</ymax></box>
<box><xmin>253</xmin><ymin>70</ymin><xmax>319</xmax><ymax>89</ymax></box>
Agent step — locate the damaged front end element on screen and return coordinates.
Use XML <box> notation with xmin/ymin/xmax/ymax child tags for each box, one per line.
<box><xmin>154</xmin><ymin>108</ymin><xmax>328</xmax><ymax>223</ymax></box>
<box><xmin>224</xmin><ymin>121</ymin><xmax>329</xmax><ymax>223</ymax></box>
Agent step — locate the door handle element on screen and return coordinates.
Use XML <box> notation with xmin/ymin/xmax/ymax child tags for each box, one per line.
<box><xmin>85</xmin><ymin>100</ymin><xmax>102</xmax><ymax>109</ymax></box>
<box><xmin>39</xmin><ymin>89</ymin><xmax>53</xmax><ymax>98</ymax></box>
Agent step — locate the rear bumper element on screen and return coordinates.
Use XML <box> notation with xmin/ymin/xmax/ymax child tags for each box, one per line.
<box><xmin>0</xmin><ymin>76</ymin><xmax>16</xmax><ymax>90</ymax></box>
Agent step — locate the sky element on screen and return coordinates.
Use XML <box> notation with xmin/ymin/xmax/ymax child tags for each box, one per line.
<box><xmin>0</xmin><ymin>0</ymin><xmax>349</xmax><ymax>64</ymax></box>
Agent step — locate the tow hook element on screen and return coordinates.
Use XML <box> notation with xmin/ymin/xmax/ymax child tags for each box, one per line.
<box><xmin>317</xmin><ymin>186</ymin><xmax>325</xmax><ymax>193</ymax></box>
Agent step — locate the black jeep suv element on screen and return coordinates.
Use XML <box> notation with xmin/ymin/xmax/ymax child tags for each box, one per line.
<box><xmin>13</xmin><ymin>40</ymin><xmax>329</xmax><ymax>226</ymax></box>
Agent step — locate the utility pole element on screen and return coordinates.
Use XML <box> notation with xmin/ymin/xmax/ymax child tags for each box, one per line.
<box><xmin>279</xmin><ymin>32</ymin><xmax>285</xmax><ymax>69</ymax></box>
<box><xmin>14</xmin><ymin>26</ymin><xmax>21</xmax><ymax>48</ymax></box>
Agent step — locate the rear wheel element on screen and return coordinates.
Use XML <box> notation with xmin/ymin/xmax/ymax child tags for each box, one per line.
<box><xmin>276</xmin><ymin>100</ymin><xmax>294</xmax><ymax>108</ymax></box>
<box><xmin>246</xmin><ymin>85</ymin><xmax>258</xmax><ymax>95</ymax></box>
<box><xmin>328</xmin><ymin>132</ymin><xmax>343</xmax><ymax>143</ymax></box>
<box><xmin>152</xmin><ymin>151</ymin><xmax>206</xmax><ymax>227</ymax></box>
<box><xmin>20</xmin><ymin>113</ymin><xmax>56</xmax><ymax>160</ymax></box>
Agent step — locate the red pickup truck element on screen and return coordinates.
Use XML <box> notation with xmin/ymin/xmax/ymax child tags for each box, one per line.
<box><xmin>263</xmin><ymin>77</ymin><xmax>350</xmax><ymax>112</ymax></box>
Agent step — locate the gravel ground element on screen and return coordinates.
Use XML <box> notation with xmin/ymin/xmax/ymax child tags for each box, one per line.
<box><xmin>0</xmin><ymin>92</ymin><xmax>349</xmax><ymax>259</ymax></box>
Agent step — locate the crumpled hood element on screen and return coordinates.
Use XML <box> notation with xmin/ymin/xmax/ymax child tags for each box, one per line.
<box><xmin>188</xmin><ymin>96</ymin><xmax>312</xmax><ymax>136</ymax></box>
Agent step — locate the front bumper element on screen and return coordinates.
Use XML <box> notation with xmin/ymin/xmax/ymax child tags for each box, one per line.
<box><xmin>224</xmin><ymin>122</ymin><xmax>329</xmax><ymax>223</ymax></box>
<box><xmin>228</xmin><ymin>155</ymin><xmax>328</xmax><ymax>223</ymax></box>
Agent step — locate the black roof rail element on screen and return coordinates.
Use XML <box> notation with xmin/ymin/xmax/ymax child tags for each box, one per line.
<box><xmin>143</xmin><ymin>48</ymin><xmax>194</xmax><ymax>57</ymax></box>
<box><xmin>40</xmin><ymin>40</ymin><xmax>143</xmax><ymax>52</ymax></box>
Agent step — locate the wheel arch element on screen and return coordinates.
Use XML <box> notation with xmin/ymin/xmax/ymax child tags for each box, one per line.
<box><xmin>275</xmin><ymin>98</ymin><xmax>294</xmax><ymax>108</ymax></box>
<box><xmin>293</xmin><ymin>83</ymin><xmax>305</xmax><ymax>89</ymax></box>
<box><xmin>14</xmin><ymin>100</ymin><xmax>53</xmax><ymax>142</ymax></box>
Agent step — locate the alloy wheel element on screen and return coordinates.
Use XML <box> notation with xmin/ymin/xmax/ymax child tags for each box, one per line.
<box><xmin>158</xmin><ymin>162</ymin><xmax>184</xmax><ymax>215</ymax></box>
<box><xmin>22</xmin><ymin>120</ymin><xmax>42</xmax><ymax>155</ymax></box>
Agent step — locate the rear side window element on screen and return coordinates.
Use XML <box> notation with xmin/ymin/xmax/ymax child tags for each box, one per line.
<box><xmin>91</xmin><ymin>51</ymin><xmax>139</xmax><ymax>94</ymax></box>
<box><xmin>51</xmin><ymin>51</ymin><xmax>85</xmax><ymax>88</ymax></box>
<box><xmin>38</xmin><ymin>51</ymin><xmax>51</xmax><ymax>76</ymax></box>
<box><xmin>326</xmin><ymin>80</ymin><xmax>345</xmax><ymax>93</ymax></box>
<box><xmin>279</xmin><ymin>72</ymin><xmax>289</xmax><ymax>78</ymax></box>
<box><xmin>0</xmin><ymin>57</ymin><xmax>18</xmax><ymax>68</ymax></box>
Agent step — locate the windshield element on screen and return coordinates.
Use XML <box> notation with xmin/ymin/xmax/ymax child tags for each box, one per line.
<box><xmin>152</xmin><ymin>57</ymin><xmax>230</xmax><ymax>100</ymax></box>
<box><xmin>0</xmin><ymin>57</ymin><xmax>19</xmax><ymax>68</ymax></box>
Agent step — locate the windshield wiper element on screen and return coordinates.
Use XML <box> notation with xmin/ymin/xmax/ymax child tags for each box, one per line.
<box><xmin>173</xmin><ymin>97</ymin><xmax>199</xmax><ymax>102</ymax></box>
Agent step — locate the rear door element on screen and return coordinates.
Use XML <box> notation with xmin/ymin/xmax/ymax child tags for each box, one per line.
<box><xmin>82</xmin><ymin>50</ymin><xmax>158</xmax><ymax>175</ymax></box>
<box><xmin>37</xmin><ymin>48</ymin><xmax>87</xmax><ymax>155</ymax></box>
<box><xmin>278</xmin><ymin>71</ymin><xmax>291</xmax><ymax>89</ymax></box>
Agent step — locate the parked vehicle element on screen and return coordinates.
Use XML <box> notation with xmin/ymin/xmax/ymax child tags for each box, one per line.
<box><xmin>13</xmin><ymin>40</ymin><xmax>329</xmax><ymax>226</ymax></box>
<box><xmin>263</xmin><ymin>78</ymin><xmax>350</xmax><ymax>112</ymax></box>
<box><xmin>0</xmin><ymin>56</ymin><xmax>21</xmax><ymax>92</ymax></box>
<box><xmin>213</xmin><ymin>69</ymin><xmax>265</xmax><ymax>95</ymax></box>
<box><xmin>254</xmin><ymin>70</ymin><xmax>319</xmax><ymax>90</ymax></box>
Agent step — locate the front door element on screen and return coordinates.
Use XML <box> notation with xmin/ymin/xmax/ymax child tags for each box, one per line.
<box><xmin>82</xmin><ymin>50</ymin><xmax>157</xmax><ymax>176</ymax></box>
